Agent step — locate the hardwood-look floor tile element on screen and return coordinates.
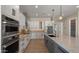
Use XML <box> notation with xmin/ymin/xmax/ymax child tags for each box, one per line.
<box><xmin>24</xmin><ymin>39</ymin><xmax>48</xmax><ymax>53</ymax></box>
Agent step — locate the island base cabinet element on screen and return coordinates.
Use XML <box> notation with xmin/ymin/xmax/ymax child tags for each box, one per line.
<box><xmin>54</xmin><ymin>44</ymin><xmax>64</xmax><ymax>53</ymax></box>
<box><xmin>54</xmin><ymin>45</ymin><xmax>68</xmax><ymax>53</ymax></box>
<box><xmin>47</xmin><ymin>39</ymin><xmax>55</xmax><ymax>53</ymax></box>
<box><xmin>44</xmin><ymin>34</ymin><xmax>68</xmax><ymax>53</ymax></box>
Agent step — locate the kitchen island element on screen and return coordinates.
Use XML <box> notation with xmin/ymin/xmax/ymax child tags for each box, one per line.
<box><xmin>44</xmin><ymin>33</ymin><xmax>79</xmax><ymax>53</ymax></box>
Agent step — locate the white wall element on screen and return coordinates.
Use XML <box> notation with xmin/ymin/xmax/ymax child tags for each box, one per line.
<box><xmin>54</xmin><ymin>21</ymin><xmax>63</xmax><ymax>37</ymax></box>
<box><xmin>1</xmin><ymin>5</ymin><xmax>19</xmax><ymax>21</ymax></box>
<box><xmin>19</xmin><ymin>13</ymin><xmax>26</xmax><ymax>30</ymax></box>
<box><xmin>63</xmin><ymin>18</ymin><xmax>70</xmax><ymax>36</ymax></box>
<box><xmin>0</xmin><ymin>5</ymin><xmax>1</xmax><ymax>52</ymax></box>
<box><xmin>63</xmin><ymin>15</ymin><xmax>77</xmax><ymax>37</ymax></box>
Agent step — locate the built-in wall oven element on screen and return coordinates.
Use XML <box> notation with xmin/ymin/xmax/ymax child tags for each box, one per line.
<box><xmin>1</xmin><ymin>15</ymin><xmax>19</xmax><ymax>53</ymax></box>
<box><xmin>2</xmin><ymin>36</ymin><xmax>19</xmax><ymax>53</ymax></box>
<box><xmin>2</xmin><ymin>15</ymin><xmax>19</xmax><ymax>36</ymax></box>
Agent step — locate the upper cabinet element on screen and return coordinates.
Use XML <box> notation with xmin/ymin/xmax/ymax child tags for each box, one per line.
<box><xmin>1</xmin><ymin>5</ymin><xmax>19</xmax><ymax>21</ymax></box>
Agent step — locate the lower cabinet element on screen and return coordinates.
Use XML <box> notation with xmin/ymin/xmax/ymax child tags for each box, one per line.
<box><xmin>19</xmin><ymin>35</ymin><xmax>31</xmax><ymax>53</ymax></box>
<box><xmin>54</xmin><ymin>45</ymin><xmax>68</xmax><ymax>53</ymax></box>
<box><xmin>44</xmin><ymin>35</ymin><xmax>68</xmax><ymax>53</ymax></box>
<box><xmin>47</xmin><ymin>40</ymin><xmax>54</xmax><ymax>52</ymax></box>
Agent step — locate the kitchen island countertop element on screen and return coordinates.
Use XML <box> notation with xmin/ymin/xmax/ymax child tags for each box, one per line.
<box><xmin>44</xmin><ymin>33</ymin><xmax>79</xmax><ymax>53</ymax></box>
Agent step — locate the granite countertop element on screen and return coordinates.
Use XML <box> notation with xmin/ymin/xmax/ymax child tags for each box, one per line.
<box><xmin>45</xmin><ymin>33</ymin><xmax>79</xmax><ymax>53</ymax></box>
<box><xmin>19</xmin><ymin>34</ymin><xmax>30</xmax><ymax>39</ymax></box>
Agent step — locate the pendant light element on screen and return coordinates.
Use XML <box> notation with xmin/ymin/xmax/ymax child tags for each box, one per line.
<box><xmin>59</xmin><ymin>5</ymin><xmax>63</xmax><ymax>20</ymax></box>
<box><xmin>51</xmin><ymin>9</ymin><xmax>55</xmax><ymax>21</ymax></box>
<box><xmin>51</xmin><ymin>9</ymin><xmax>55</xmax><ymax>24</ymax></box>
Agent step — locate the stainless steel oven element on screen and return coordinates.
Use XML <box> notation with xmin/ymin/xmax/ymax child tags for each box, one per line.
<box><xmin>1</xmin><ymin>15</ymin><xmax>19</xmax><ymax>53</ymax></box>
<box><xmin>2</xmin><ymin>15</ymin><xmax>19</xmax><ymax>36</ymax></box>
<box><xmin>2</xmin><ymin>35</ymin><xmax>19</xmax><ymax>53</ymax></box>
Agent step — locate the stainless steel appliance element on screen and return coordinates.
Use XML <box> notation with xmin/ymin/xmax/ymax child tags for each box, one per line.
<box><xmin>2</xmin><ymin>35</ymin><xmax>19</xmax><ymax>53</ymax></box>
<box><xmin>47</xmin><ymin>26</ymin><xmax>53</xmax><ymax>34</ymax></box>
<box><xmin>2</xmin><ymin>15</ymin><xmax>19</xmax><ymax>36</ymax></box>
<box><xmin>1</xmin><ymin>15</ymin><xmax>19</xmax><ymax>53</ymax></box>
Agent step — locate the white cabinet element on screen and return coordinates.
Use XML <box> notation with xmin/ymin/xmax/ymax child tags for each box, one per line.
<box><xmin>30</xmin><ymin>31</ymin><xmax>44</xmax><ymax>39</ymax></box>
<box><xmin>1</xmin><ymin>5</ymin><xmax>19</xmax><ymax>21</ymax></box>
<box><xmin>19</xmin><ymin>35</ymin><xmax>31</xmax><ymax>53</ymax></box>
<box><xmin>19</xmin><ymin>39</ymin><xmax>25</xmax><ymax>52</ymax></box>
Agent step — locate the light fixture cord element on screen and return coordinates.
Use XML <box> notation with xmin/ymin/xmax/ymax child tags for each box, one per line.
<box><xmin>51</xmin><ymin>9</ymin><xmax>54</xmax><ymax>21</ymax></box>
<box><xmin>60</xmin><ymin>5</ymin><xmax>62</xmax><ymax>16</ymax></box>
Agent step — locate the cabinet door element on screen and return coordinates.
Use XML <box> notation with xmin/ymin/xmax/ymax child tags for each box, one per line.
<box><xmin>54</xmin><ymin>43</ymin><xmax>68</xmax><ymax>53</ymax></box>
<box><xmin>57</xmin><ymin>46</ymin><xmax>68</xmax><ymax>53</ymax></box>
<box><xmin>47</xmin><ymin>39</ymin><xmax>55</xmax><ymax>53</ymax></box>
<box><xmin>47</xmin><ymin>40</ymin><xmax>52</xmax><ymax>52</ymax></box>
<box><xmin>19</xmin><ymin>39</ymin><xmax>25</xmax><ymax>52</ymax></box>
<box><xmin>44</xmin><ymin>35</ymin><xmax>49</xmax><ymax>47</ymax></box>
<box><xmin>44</xmin><ymin>35</ymin><xmax>55</xmax><ymax>52</ymax></box>
<box><xmin>54</xmin><ymin>44</ymin><xmax>63</xmax><ymax>53</ymax></box>
<box><xmin>44</xmin><ymin>35</ymin><xmax>68</xmax><ymax>53</ymax></box>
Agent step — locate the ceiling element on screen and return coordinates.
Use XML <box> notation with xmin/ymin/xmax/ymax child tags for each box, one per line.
<box><xmin>20</xmin><ymin>5</ymin><xmax>77</xmax><ymax>18</ymax></box>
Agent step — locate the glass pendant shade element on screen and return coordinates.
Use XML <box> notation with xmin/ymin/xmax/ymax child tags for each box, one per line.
<box><xmin>59</xmin><ymin>16</ymin><xmax>63</xmax><ymax>20</ymax></box>
<box><xmin>59</xmin><ymin>5</ymin><xmax>63</xmax><ymax>20</ymax></box>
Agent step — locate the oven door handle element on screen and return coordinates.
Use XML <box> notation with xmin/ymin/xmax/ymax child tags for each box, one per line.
<box><xmin>3</xmin><ymin>39</ymin><xmax>18</xmax><ymax>48</ymax></box>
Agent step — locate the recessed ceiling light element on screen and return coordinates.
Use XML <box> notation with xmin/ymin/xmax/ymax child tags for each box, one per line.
<box><xmin>76</xmin><ymin>6</ymin><xmax>79</xmax><ymax>8</ymax></box>
<box><xmin>35</xmin><ymin>5</ymin><xmax>38</xmax><ymax>8</ymax></box>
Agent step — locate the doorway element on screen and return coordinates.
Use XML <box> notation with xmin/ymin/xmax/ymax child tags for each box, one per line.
<box><xmin>70</xmin><ymin>19</ymin><xmax>76</xmax><ymax>37</ymax></box>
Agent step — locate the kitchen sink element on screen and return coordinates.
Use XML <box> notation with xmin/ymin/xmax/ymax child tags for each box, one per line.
<box><xmin>48</xmin><ymin>34</ymin><xmax>56</xmax><ymax>37</ymax></box>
